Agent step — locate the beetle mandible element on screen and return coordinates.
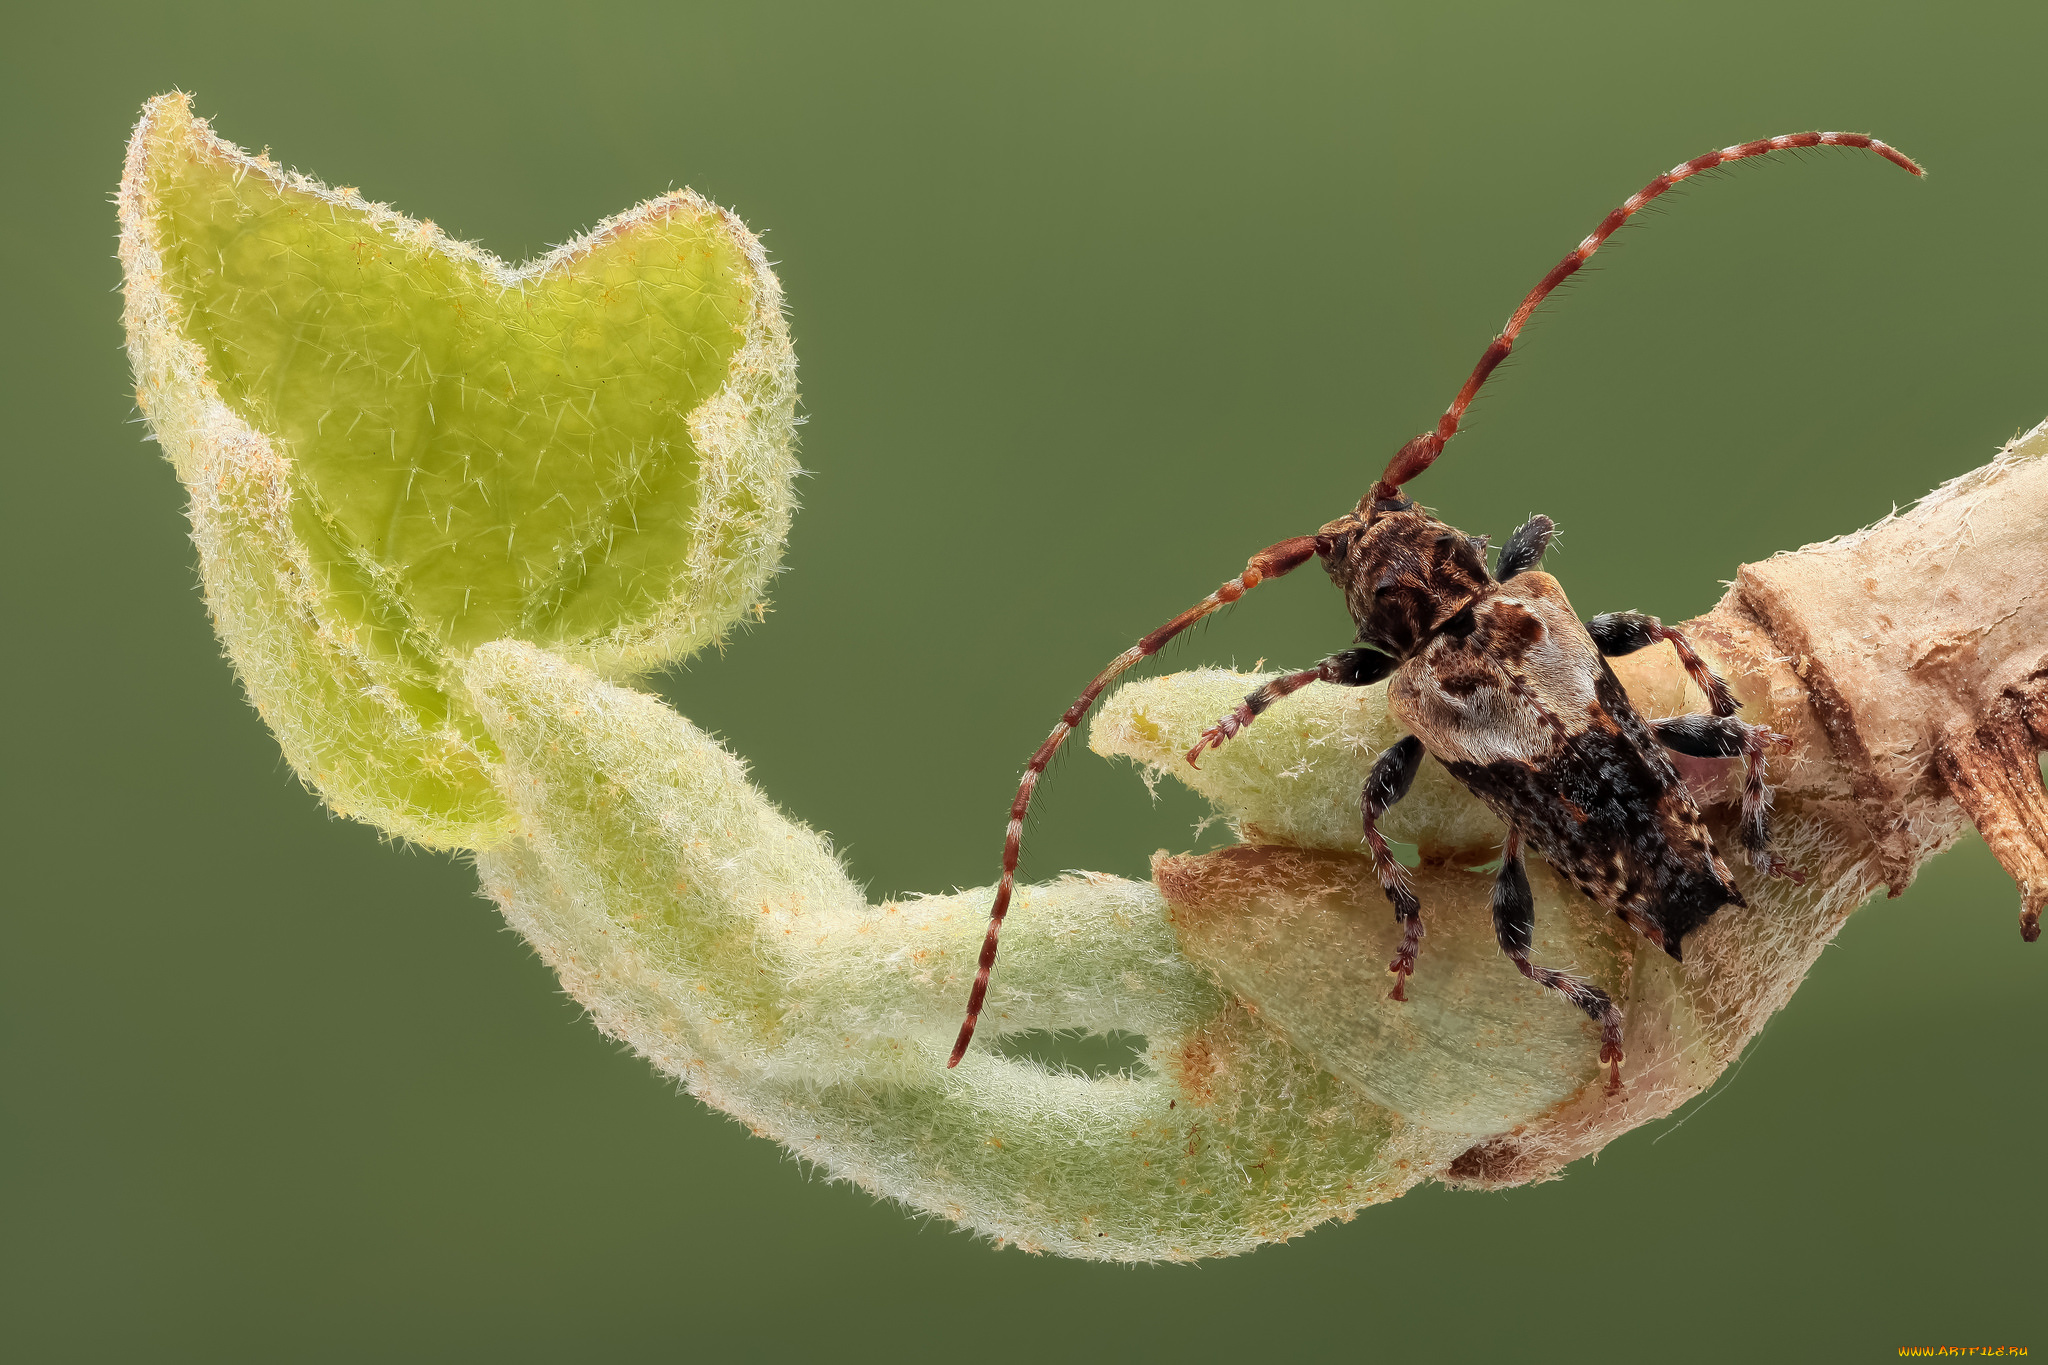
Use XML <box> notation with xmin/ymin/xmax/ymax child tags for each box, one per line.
<box><xmin>949</xmin><ymin>131</ymin><xmax>1924</xmax><ymax>1092</ymax></box>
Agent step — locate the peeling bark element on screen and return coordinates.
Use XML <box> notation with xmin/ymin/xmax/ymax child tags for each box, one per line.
<box><xmin>1727</xmin><ymin>420</ymin><xmax>2048</xmax><ymax>928</ymax></box>
<box><xmin>1444</xmin><ymin>421</ymin><xmax>2048</xmax><ymax>1184</ymax></box>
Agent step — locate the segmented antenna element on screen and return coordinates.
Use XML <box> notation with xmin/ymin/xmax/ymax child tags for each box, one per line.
<box><xmin>1370</xmin><ymin>131</ymin><xmax>1923</xmax><ymax>501</ymax></box>
<box><xmin>947</xmin><ymin>536</ymin><xmax>1319</xmax><ymax>1067</ymax></box>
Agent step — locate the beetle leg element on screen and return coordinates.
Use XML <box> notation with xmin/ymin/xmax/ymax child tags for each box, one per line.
<box><xmin>1187</xmin><ymin>647</ymin><xmax>1397</xmax><ymax>766</ymax></box>
<box><xmin>1362</xmin><ymin>735</ymin><xmax>1427</xmax><ymax>999</ymax></box>
<box><xmin>1586</xmin><ymin>611</ymin><xmax>1739</xmax><ymax>718</ymax></box>
<box><xmin>1493</xmin><ymin>827</ymin><xmax>1627</xmax><ymax>1095</ymax></box>
<box><xmin>1494</xmin><ymin>514</ymin><xmax>1554</xmax><ymax>582</ymax></box>
<box><xmin>1652</xmin><ymin>714</ymin><xmax>1805</xmax><ymax>883</ymax></box>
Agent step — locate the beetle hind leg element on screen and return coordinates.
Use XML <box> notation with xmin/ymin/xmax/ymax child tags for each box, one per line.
<box><xmin>1737</xmin><ymin>740</ymin><xmax>1804</xmax><ymax>885</ymax></box>
<box><xmin>1494</xmin><ymin>828</ymin><xmax>1627</xmax><ymax>1095</ymax></box>
<box><xmin>1363</xmin><ymin>736</ymin><xmax>1427</xmax><ymax>999</ymax></box>
<box><xmin>1652</xmin><ymin>714</ymin><xmax>1805</xmax><ymax>884</ymax></box>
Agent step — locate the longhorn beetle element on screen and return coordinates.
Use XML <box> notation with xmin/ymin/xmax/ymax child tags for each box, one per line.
<box><xmin>949</xmin><ymin>131</ymin><xmax>1923</xmax><ymax>1092</ymax></box>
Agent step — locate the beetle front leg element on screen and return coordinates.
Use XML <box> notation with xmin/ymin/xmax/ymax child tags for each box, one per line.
<box><xmin>1494</xmin><ymin>514</ymin><xmax>1554</xmax><ymax>582</ymax></box>
<box><xmin>1586</xmin><ymin>610</ymin><xmax>1739</xmax><ymax>718</ymax></box>
<box><xmin>1493</xmin><ymin>827</ymin><xmax>1627</xmax><ymax>1094</ymax></box>
<box><xmin>1186</xmin><ymin>647</ymin><xmax>1397</xmax><ymax>766</ymax></box>
<box><xmin>1653</xmin><ymin>714</ymin><xmax>1805</xmax><ymax>883</ymax></box>
<box><xmin>1361</xmin><ymin>735</ymin><xmax>1427</xmax><ymax>1000</ymax></box>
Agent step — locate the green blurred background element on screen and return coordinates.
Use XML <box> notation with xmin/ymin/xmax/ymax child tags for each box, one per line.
<box><xmin>5</xmin><ymin>2</ymin><xmax>2044</xmax><ymax>1359</ymax></box>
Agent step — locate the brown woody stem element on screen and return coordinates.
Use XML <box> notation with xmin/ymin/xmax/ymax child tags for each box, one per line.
<box><xmin>1700</xmin><ymin>419</ymin><xmax>2048</xmax><ymax>936</ymax></box>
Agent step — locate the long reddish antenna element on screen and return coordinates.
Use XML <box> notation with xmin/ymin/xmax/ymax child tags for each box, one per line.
<box><xmin>947</xmin><ymin>535</ymin><xmax>1319</xmax><ymax>1067</ymax></box>
<box><xmin>1371</xmin><ymin>131</ymin><xmax>1923</xmax><ymax>501</ymax></box>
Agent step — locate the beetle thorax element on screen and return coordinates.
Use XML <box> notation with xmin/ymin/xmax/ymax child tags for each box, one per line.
<box><xmin>1316</xmin><ymin>499</ymin><xmax>1492</xmax><ymax>658</ymax></box>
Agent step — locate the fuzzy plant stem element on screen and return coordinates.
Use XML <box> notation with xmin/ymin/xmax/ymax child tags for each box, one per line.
<box><xmin>121</xmin><ymin>93</ymin><xmax>2048</xmax><ymax>1259</ymax></box>
<box><xmin>471</xmin><ymin>421</ymin><xmax>2048</xmax><ymax>1240</ymax></box>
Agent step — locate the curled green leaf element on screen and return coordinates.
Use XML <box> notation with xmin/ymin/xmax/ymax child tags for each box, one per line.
<box><xmin>120</xmin><ymin>93</ymin><xmax>797</xmax><ymax>847</ymax></box>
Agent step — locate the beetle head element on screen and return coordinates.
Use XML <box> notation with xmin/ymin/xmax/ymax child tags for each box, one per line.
<box><xmin>1316</xmin><ymin>495</ymin><xmax>1490</xmax><ymax>657</ymax></box>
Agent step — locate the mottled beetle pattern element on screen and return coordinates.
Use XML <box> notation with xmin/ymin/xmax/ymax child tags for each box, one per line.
<box><xmin>951</xmin><ymin>132</ymin><xmax>1923</xmax><ymax>1092</ymax></box>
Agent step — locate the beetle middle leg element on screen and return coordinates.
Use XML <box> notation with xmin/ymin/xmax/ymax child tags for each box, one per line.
<box><xmin>1493</xmin><ymin>826</ymin><xmax>1627</xmax><ymax>1095</ymax></box>
<box><xmin>1586</xmin><ymin>610</ymin><xmax>1739</xmax><ymax>718</ymax></box>
<box><xmin>1361</xmin><ymin>735</ymin><xmax>1428</xmax><ymax>1000</ymax></box>
<box><xmin>1185</xmin><ymin>646</ymin><xmax>1396</xmax><ymax>766</ymax></box>
<box><xmin>1653</xmin><ymin>714</ymin><xmax>1805</xmax><ymax>883</ymax></box>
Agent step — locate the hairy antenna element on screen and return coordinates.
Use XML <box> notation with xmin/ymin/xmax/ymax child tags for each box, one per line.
<box><xmin>948</xmin><ymin>536</ymin><xmax>1319</xmax><ymax>1067</ymax></box>
<box><xmin>1371</xmin><ymin>131</ymin><xmax>1923</xmax><ymax>501</ymax></box>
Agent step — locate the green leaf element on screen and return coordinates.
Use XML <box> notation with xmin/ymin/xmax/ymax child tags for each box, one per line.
<box><xmin>121</xmin><ymin>94</ymin><xmax>797</xmax><ymax>847</ymax></box>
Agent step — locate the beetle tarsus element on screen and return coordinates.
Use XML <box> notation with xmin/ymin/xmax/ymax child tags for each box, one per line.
<box><xmin>1387</xmin><ymin>913</ymin><xmax>1424</xmax><ymax>1001</ymax></box>
<box><xmin>1185</xmin><ymin>706</ymin><xmax>1250</xmax><ymax>767</ymax></box>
